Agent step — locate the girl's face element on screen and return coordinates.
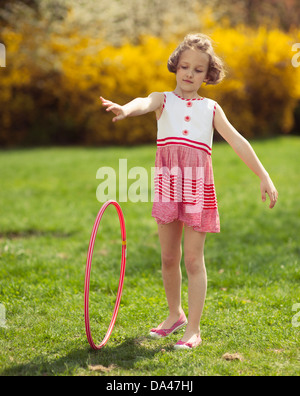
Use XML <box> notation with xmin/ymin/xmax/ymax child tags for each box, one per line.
<box><xmin>176</xmin><ymin>49</ymin><xmax>209</xmax><ymax>97</ymax></box>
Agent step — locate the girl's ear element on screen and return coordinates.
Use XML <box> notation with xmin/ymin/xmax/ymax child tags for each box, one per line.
<box><xmin>204</xmin><ymin>72</ymin><xmax>211</xmax><ymax>85</ymax></box>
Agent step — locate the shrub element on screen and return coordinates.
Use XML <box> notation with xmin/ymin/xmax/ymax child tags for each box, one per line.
<box><xmin>0</xmin><ymin>4</ymin><xmax>300</xmax><ymax>146</ymax></box>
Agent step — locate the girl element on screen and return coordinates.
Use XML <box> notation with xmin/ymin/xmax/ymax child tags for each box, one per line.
<box><xmin>100</xmin><ymin>33</ymin><xmax>278</xmax><ymax>350</ymax></box>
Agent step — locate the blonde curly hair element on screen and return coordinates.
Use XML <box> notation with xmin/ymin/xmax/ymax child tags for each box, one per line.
<box><xmin>167</xmin><ymin>33</ymin><xmax>225</xmax><ymax>85</ymax></box>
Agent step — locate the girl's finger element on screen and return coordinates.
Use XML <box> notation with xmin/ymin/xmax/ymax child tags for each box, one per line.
<box><xmin>269</xmin><ymin>191</ymin><xmax>278</xmax><ymax>209</ymax></box>
<box><xmin>100</xmin><ymin>98</ymin><xmax>113</xmax><ymax>106</ymax></box>
<box><xmin>106</xmin><ymin>105</ymin><xmax>116</xmax><ymax>112</ymax></box>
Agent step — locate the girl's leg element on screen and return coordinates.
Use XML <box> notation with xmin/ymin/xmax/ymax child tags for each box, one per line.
<box><xmin>182</xmin><ymin>226</ymin><xmax>207</xmax><ymax>342</ymax></box>
<box><xmin>157</xmin><ymin>221</ymin><xmax>184</xmax><ymax>328</ymax></box>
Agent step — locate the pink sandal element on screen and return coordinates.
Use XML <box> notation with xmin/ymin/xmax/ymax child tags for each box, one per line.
<box><xmin>149</xmin><ymin>312</ymin><xmax>187</xmax><ymax>339</ymax></box>
<box><xmin>174</xmin><ymin>334</ymin><xmax>202</xmax><ymax>350</ymax></box>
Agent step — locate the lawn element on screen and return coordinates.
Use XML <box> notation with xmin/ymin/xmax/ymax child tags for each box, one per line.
<box><xmin>0</xmin><ymin>136</ymin><xmax>299</xmax><ymax>376</ymax></box>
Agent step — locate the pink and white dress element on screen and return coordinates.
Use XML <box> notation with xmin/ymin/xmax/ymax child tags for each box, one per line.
<box><xmin>152</xmin><ymin>91</ymin><xmax>220</xmax><ymax>233</ymax></box>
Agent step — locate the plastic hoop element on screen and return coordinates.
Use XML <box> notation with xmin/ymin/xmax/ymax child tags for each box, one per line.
<box><xmin>84</xmin><ymin>200</ymin><xmax>127</xmax><ymax>350</ymax></box>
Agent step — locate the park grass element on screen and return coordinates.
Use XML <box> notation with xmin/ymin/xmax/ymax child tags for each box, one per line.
<box><xmin>0</xmin><ymin>136</ymin><xmax>299</xmax><ymax>376</ymax></box>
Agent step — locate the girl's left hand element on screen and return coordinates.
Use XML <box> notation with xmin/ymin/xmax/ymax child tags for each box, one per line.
<box><xmin>100</xmin><ymin>96</ymin><xmax>127</xmax><ymax>122</ymax></box>
<box><xmin>260</xmin><ymin>176</ymin><xmax>278</xmax><ymax>209</ymax></box>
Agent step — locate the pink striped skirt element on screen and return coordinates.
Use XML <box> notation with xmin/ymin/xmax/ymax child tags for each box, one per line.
<box><xmin>152</xmin><ymin>145</ymin><xmax>220</xmax><ymax>233</ymax></box>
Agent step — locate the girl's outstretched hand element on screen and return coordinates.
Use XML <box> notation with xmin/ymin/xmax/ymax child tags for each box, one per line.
<box><xmin>100</xmin><ymin>96</ymin><xmax>127</xmax><ymax>122</ymax></box>
<box><xmin>260</xmin><ymin>176</ymin><xmax>278</xmax><ymax>209</ymax></box>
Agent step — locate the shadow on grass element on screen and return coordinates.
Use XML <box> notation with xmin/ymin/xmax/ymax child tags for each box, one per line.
<box><xmin>0</xmin><ymin>229</ymin><xmax>75</xmax><ymax>240</ymax></box>
<box><xmin>0</xmin><ymin>337</ymin><xmax>169</xmax><ymax>376</ymax></box>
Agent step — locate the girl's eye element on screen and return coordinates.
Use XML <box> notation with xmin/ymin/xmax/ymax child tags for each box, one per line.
<box><xmin>196</xmin><ymin>70</ymin><xmax>204</xmax><ymax>73</ymax></box>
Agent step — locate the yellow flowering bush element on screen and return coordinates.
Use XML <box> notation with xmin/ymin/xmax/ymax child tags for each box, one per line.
<box><xmin>202</xmin><ymin>26</ymin><xmax>300</xmax><ymax>137</ymax></box>
<box><xmin>0</xmin><ymin>13</ymin><xmax>300</xmax><ymax>146</ymax></box>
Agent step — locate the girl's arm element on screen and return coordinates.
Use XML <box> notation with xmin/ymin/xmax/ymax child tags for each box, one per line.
<box><xmin>214</xmin><ymin>104</ymin><xmax>278</xmax><ymax>209</ymax></box>
<box><xmin>100</xmin><ymin>93</ymin><xmax>164</xmax><ymax>122</ymax></box>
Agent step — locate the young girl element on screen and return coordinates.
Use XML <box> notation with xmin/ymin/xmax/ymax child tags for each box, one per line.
<box><xmin>100</xmin><ymin>33</ymin><xmax>278</xmax><ymax>350</ymax></box>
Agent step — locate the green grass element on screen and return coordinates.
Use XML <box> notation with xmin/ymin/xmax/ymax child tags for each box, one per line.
<box><xmin>0</xmin><ymin>136</ymin><xmax>299</xmax><ymax>376</ymax></box>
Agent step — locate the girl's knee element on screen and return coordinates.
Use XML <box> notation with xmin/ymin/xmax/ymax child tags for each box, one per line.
<box><xmin>184</xmin><ymin>254</ymin><xmax>205</xmax><ymax>276</ymax></box>
<box><xmin>161</xmin><ymin>251</ymin><xmax>181</xmax><ymax>269</ymax></box>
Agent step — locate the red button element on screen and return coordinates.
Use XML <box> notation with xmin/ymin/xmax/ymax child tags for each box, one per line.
<box><xmin>182</xmin><ymin>130</ymin><xmax>189</xmax><ymax>136</ymax></box>
<box><xmin>184</xmin><ymin>116</ymin><xmax>191</xmax><ymax>122</ymax></box>
<box><xmin>187</xmin><ymin>102</ymin><xmax>192</xmax><ymax>107</ymax></box>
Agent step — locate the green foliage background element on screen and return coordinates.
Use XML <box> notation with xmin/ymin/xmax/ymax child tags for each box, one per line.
<box><xmin>0</xmin><ymin>0</ymin><xmax>300</xmax><ymax>146</ymax></box>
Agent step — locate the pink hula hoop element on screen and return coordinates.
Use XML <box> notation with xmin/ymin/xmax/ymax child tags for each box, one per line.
<box><xmin>84</xmin><ymin>200</ymin><xmax>127</xmax><ymax>350</ymax></box>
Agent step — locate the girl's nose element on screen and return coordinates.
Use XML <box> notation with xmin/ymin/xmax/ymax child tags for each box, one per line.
<box><xmin>186</xmin><ymin>69</ymin><xmax>193</xmax><ymax>77</ymax></box>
